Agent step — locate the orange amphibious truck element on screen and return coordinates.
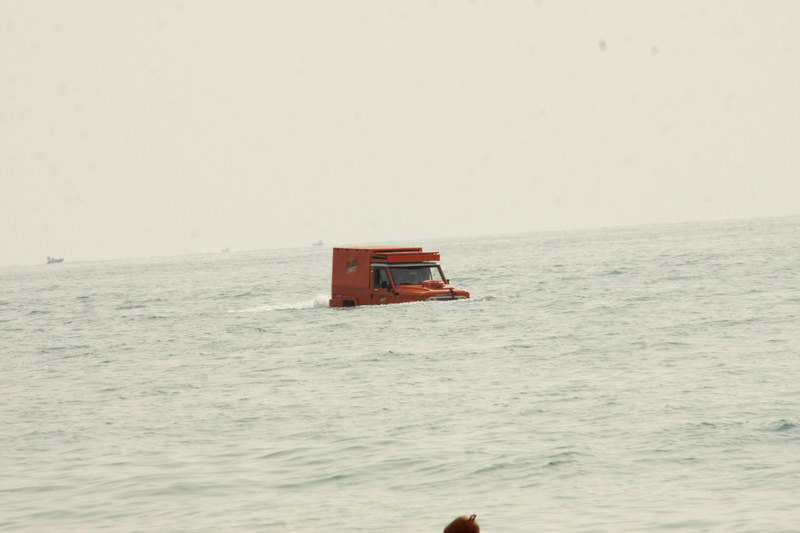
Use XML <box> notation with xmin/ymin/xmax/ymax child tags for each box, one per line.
<box><xmin>329</xmin><ymin>247</ymin><xmax>470</xmax><ymax>307</ymax></box>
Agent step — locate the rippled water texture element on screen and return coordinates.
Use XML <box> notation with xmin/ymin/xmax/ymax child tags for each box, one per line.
<box><xmin>2</xmin><ymin>217</ymin><xmax>799</xmax><ymax>531</ymax></box>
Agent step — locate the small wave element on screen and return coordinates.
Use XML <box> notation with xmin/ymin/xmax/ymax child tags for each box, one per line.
<box><xmin>38</xmin><ymin>344</ymin><xmax>91</xmax><ymax>354</ymax></box>
<box><xmin>117</xmin><ymin>303</ymin><xmax>146</xmax><ymax>310</ymax></box>
<box><xmin>38</xmin><ymin>285</ymin><xmax>60</xmax><ymax>292</ymax></box>
<box><xmin>230</xmin><ymin>294</ymin><xmax>329</xmax><ymax>313</ymax></box>
<box><xmin>767</xmin><ymin>419</ymin><xmax>797</xmax><ymax>432</ymax></box>
<box><xmin>471</xmin><ymin>462</ymin><xmax>513</xmax><ymax>475</ymax></box>
<box><xmin>378</xmin><ymin>350</ymin><xmax>411</xmax><ymax>358</ymax></box>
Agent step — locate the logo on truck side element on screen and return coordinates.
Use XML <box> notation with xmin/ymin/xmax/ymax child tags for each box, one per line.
<box><xmin>345</xmin><ymin>260</ymin><xmax>358</xmax><ymax>274</ymax></box>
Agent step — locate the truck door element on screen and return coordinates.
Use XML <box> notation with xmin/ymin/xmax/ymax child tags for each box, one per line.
<box><xmin>371</xmin><ymin>266</ymin><xmax>395</xmax><ymax>304</ymax></box>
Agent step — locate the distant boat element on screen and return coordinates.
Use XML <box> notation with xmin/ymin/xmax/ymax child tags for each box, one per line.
<box><xmin>312</xmin><ymin>240</ymin><xmax>325</xmax><ymax>247</ymax></box>
<box><xmin>221</xmin><ymin>247</ymin><xmax>230</xmax><ymax>253</ymax></box>
<box><xmin>47</xmin><ymin>256</ymin><xmax>64</xmax><ymax>264</ymax></box>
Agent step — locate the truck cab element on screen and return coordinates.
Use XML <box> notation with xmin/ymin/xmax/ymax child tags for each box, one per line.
<box><xmin>329</xmin><ymin>247</ymin><xmax>470</xmax><ymax>307</ymax></box>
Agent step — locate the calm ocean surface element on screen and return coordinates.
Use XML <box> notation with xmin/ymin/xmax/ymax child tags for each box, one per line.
<box><xmin>2</xmin><ymin>217</ymin><xmax>799</xmax><ymax>532</ymax></box>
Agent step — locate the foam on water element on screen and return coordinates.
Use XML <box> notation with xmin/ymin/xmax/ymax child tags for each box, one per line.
<box><xmin>232</xmin><ymin>294</ymin><xmax>331</xmax><ymax>313</ymax></box>
<box><xmin>1</xmin><ymin>216</ymin><xmax>799</xmax><ymax>532</ymax></box>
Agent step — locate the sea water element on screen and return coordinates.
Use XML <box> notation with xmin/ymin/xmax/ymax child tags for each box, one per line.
<box><xmin>1</xmin><ymin>216</ymin><xmax>799</xmax><ymax>532</ymax></box>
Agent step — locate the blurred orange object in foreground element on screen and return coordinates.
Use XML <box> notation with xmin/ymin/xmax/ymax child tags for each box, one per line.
<box><xmin>444</xmin><ymin>514</ymin><xmax>480</xmax><ymax>533</ymax></box>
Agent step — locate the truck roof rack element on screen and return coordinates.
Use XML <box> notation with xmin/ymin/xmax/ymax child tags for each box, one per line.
<box><xmin>372</xmin><ymin>251</ymin><xmax>440</xmax><ymax>262</ymax></box>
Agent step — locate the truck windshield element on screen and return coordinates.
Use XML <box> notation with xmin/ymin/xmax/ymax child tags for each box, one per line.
<box><xmin>389</xmin><ymin>265</ymin><xmax>444</xmax><ymax>286</ymax></box>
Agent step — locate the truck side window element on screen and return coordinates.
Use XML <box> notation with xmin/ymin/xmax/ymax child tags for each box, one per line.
<box><xmin>373</xmin><ymin>267</ymin><xmax>390</xmax><ymax>289</ymax></box>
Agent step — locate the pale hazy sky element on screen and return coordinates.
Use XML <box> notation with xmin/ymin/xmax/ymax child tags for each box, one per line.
<box><xmin>2</xmin><ymin>1</ymin><xmax>798</xmax><ymax>266</ymax></box>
